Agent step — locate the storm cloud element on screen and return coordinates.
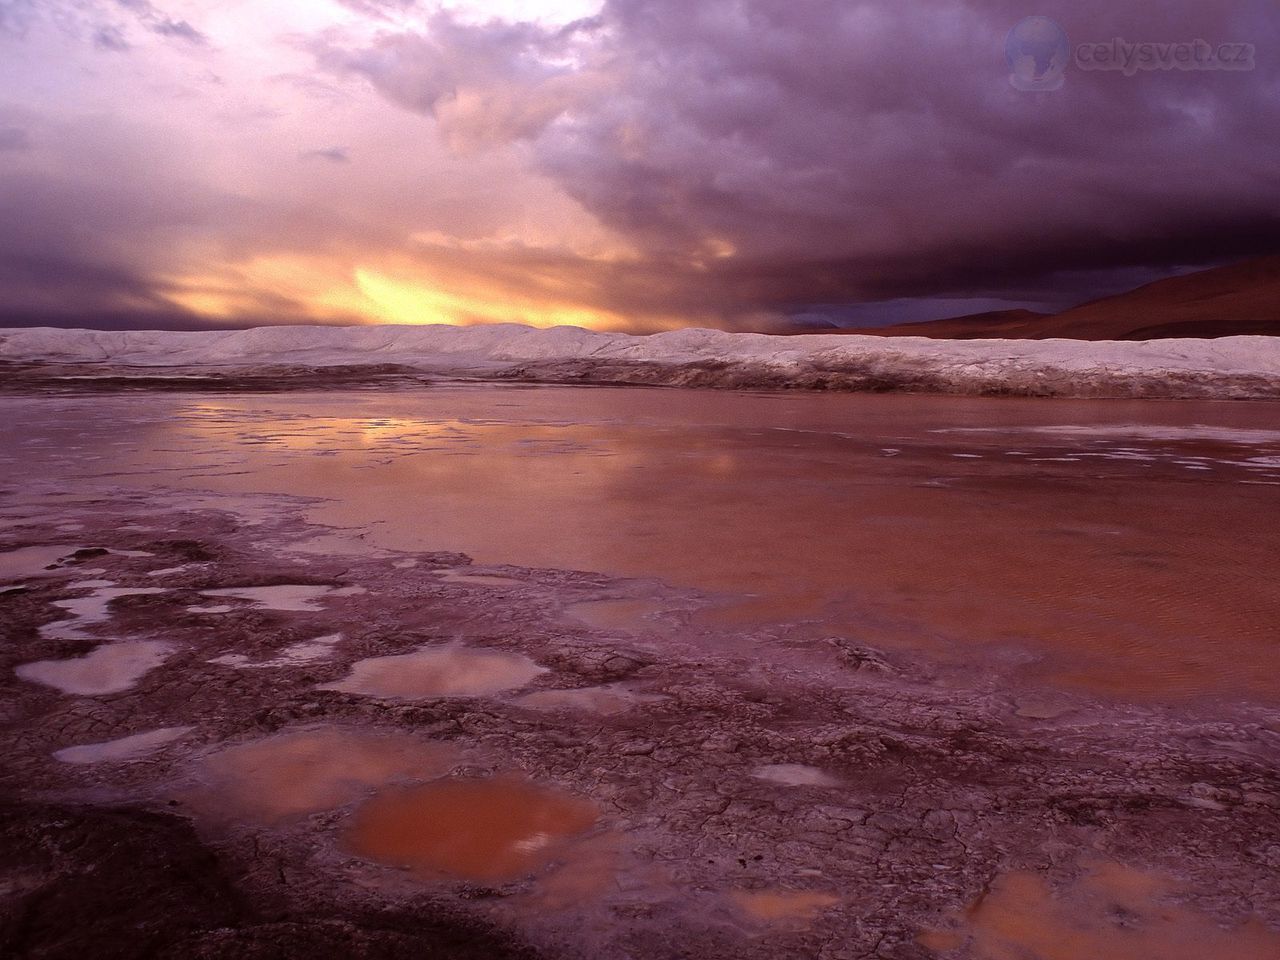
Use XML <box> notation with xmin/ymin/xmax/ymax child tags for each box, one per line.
<box><xmin>319</xmin><ymin>0</ymin><xmax>1280</xmax><ymax>318</ymax></box>
<box><xmin>0</xmin><ymin>0</ymin><xmax>1277</xmax><ymax>330</ymax></box>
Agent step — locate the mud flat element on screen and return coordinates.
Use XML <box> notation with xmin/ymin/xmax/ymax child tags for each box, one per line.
<box><xmin>1</xmin><ymin>383</ymin><xmax>1279</xmax><ymax>959</ymax></box>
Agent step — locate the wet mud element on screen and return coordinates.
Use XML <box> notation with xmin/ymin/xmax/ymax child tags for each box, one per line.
<box><xmin>1</xmin><ymin>385</ymin><xmax>1278</xmax><ymax>959</ymax></box>
<box><xmin>1</xmin><ymin>493</ymin><xmax>1277</xmax><ymax>960</ymax></box>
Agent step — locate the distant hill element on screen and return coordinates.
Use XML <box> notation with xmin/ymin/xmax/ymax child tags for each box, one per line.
<box><xmin>820</xmin><ymin>256</ymin><xmax>1280</xmax><ymax>340</ymax></box>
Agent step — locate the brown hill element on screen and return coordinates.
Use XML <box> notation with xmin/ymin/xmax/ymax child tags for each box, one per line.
<box><xmin>831</xmin><ymin>309</ymin><xmax>1052</xmax><ymax>340</ymax></box>
<box><xmin>820</xmin><ymin>256</ymin><xmax>1280</xmax><ymax>340</ymax></box>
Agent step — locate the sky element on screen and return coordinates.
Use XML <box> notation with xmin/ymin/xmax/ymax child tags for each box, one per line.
<box><xmin>0</xmin><ymin>0</ymin><xmax>1277</xmax><ymax>332</ymax></box>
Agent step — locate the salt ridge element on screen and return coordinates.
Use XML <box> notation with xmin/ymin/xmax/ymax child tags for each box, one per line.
<box><xmin>2</xmin><ymin>324</ymin><xmax>1278</xmax><ymax>398</ymax></box>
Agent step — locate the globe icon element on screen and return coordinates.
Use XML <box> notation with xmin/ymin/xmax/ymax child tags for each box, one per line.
<box><xmin>1006</xmin><ymin>17</ymin><xmax>1070</xmax><ymax>91</ymax></box>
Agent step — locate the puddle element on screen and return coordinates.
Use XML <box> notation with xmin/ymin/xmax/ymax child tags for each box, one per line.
<box><xmin>514</xmin><ymin>685</ymin><xmax>661</xmax><ymax>716</ymax></box>
<box><xmin>54</xmin><ymin>726</ymin><xmax>194</xmax><ymax>764</ymax></box>
<box><xmin>189</xmin><ymin>727</ymin><xmax>457</xmax><ymax>824</ymax></box>
<box><xmin>210</xmin><ymin>634</ymin><xmax>343</xmax><ymax>670</ymax></box>
<box><xmin>521</xmin><ymin>831</ymin><xmax>624</xmax><ymax>909</ymax></box>
<box><xmin>319</xmin><ymin>647</ymin><xmax>546</xmax><ymax>699</ymax></box>
<box><xmin>0</xmin><ymin>544</ymin><xmax>81</xmax><ymax>581</ymax></box>
<box><xmin>566</xmin><ymin>598</ymin><xmax>668</xmax><ymax>633</ymax></box>
<box><xmin>16</xmin><ymin>640</ymin><xmax>174</xmax><ymax>695</ymax></box>
<box><xmin>199</xmin><ymin>584</ymin><xmax>366</xmax><ymax>612</ymax></box>
<box><xmin>919</xmin><ymin>862</ymin><xmax>1280</xmax><ymax>959</ymax></box>
<box><xmin>343</xmin><ymin>775</ymin><xmax>599</xmax><ymax>883</ymax></box>
<box><xmin>188</xmin><ymin>604</ymin><xmax>235</xmax><ymax>614</ymax></box>
<box><xmin>732</xmin><ymin>889</ymin><xmax>841</xmax><ymax>924</ymax></box>
<box><xmin>753</xmin><ymin>764</ymin><xmax>841</xmax><ymax>788</ymax></box>
<box><xmin>42</xmin><ymin>586</ymin><xmax>167</xmax><ymax>640</ymax></box>
<box><xmin>147</xmin><ymin>564</ymin><xmax>203</xmax><ymax>577</ymax></box>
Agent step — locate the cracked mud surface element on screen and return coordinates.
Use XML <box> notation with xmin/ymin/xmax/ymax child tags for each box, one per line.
<box><xmin>1</xmin><ymin>385</ymin><xmax>1279</xmax><ymax>959</ymax></box>
<box><xmin>3</xmin><ymin>500</ymin><xmax>1278</xmax><ymax>959</ymax></box>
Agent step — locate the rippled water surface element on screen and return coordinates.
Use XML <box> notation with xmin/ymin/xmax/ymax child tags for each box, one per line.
<box><xmin>2</xmin><ymin>385</ymin><xmax>1277</xmax><ymax>700</ymax></box>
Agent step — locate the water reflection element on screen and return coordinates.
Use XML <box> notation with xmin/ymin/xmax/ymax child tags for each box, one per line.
<box><xmin>318</xmin><ymin>647</ymin><xmax>547</xmax><ymax>699</ymax></box>
<box><xmin>54</xmin><ymin>726</ymin><xmax>194</xmax><ymax>764</ymax></box>
<box><xmin>343</xmin><ymin>775</ymin><xmax>599</xmax><ymax>883</ymax></box>
<box><xmin>731</xmin><ymin>889</ymin><xmax>841</xmax><ymax>925</ymax></box>
<box><xmin>920</xmin><ymin>862</ymin><xmax>1280</xmax><ymax>960</ymax></box>
<box><xmin>17</xmin><ymin>640</ymin><xmax>173</xmax><ymax>696</ymax></box>
<box><xmin>189</xmin><ymin>727</ymin><xmax>457</xmax><ymax>824</ymax></box>
<box><xmin>3</xmin><ymin>387</ymin><xmax>1279</xmax><ymax>699</ymax></box>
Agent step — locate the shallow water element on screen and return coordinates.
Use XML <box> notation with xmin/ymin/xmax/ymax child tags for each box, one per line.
<box><xmin>209</xmin><ymin>633</ymin><xmax>343</xmax><ymax>669</ymax></box>
<box><xmin>16</xmin><ymin>640</ymin><xmax>174</xmax><ymax>696</ymax></box>
<box><xmin>199</xmin><ymin>584</ymin><xmax>365</xmax><ymax>612</ymax></box>
<box><xmin>42</xmin><ymin>585</ymin><xmax>167</xmax><ymax>640</ymax></box>
<box><xmin>343</xmin><ymin>776</ymin><xmax>599</xmax><ymax>883</ymax></box>
<box><xmin>189</xmin><ymin>727</ymin><xmax>457</xmax><ymax>823</ymax></box>
<box><xmin>0</xmin><ymin>544</ymin><xmax>80</xmax><ymax>581</ymax></box>
<box><xmin>919</xmin><ymin>861</ymin><xmax>1280</xmax><ymax>959</ymax></box>
<box><xmin>732</xmin><ymin>889</ymin><xmax>841</xmax><ymax>924</ymax></box>
<box><xmin>1</xmin><ymin>386</ymin><xmax>1278</xmax><ymax>700</ymax></box>
<box><xmin>319</xmin><ymin>647</ymin><xmax>547</xmax><ymax>699</ymax></box>
<box><xmin>54</xmin><ymin>726</ymin><xmax>194</xmax><ymax>764</ymax></box>
<box><xmin>566</xmin><ymin>598</ymin><xmax>668</xmax><ymax>633</ymax></box>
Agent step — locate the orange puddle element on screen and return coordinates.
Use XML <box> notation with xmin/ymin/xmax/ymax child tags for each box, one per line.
<box><xmin>319</xmin><ymin>647</ymin><xmax>546</xmax><ymax>699</ymax></box>
<box><xmin>343</xmin><ymin>776</ymin><xmax>598</xmax><ymax>883</ymax></box>
<box><xmin>523</xmin><ymin>831</ymin><xmax>623</xmax><ymax>909</ymax></box>
<box><xmin>920</xmin><ymin>862</ymin><xmax>1280</xmax><ymax>959</ymax></box>
<box><xmin>189</xmin><ymin>727</ymin><xmax>457</xmax><ymax>823</ymax></box>
<box><xmin>732</xmin><ymin>890</ymin><xmax>841</xmax><ymax>925</ymax></box>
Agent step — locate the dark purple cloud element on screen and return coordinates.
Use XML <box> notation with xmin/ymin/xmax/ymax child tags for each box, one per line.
<box><xmin>149</xmin><ymin>17</ymin><xmax>207</xmax><ymax>45</ymax></box>
<box><xmin>300</xmin><ymin>145</ymin><xmax>351</xmax><ymax>163</ymax></box>
<box><xmin>1</xmin><ymin>0</ymin><xmax>1278</xmax><ymax>331</ymax></box>
<box><xmin>318</xmin><ymin>0</ymin><xmax>1280</xmax><ymax>325</ymax></box>
<box><xmin>93</xmin><ymin>24</ymin><xmax>129</xmax><ymax>51</ymax></box>
<box><xmin>0</xmin><ymin>0</ymin><xmax>37</xmax><ymax>39</ymax></box>
<box><xmin>0</xmin><ymin>125</ymin><xmax>29</xmax><ymax>151</ymax></box>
